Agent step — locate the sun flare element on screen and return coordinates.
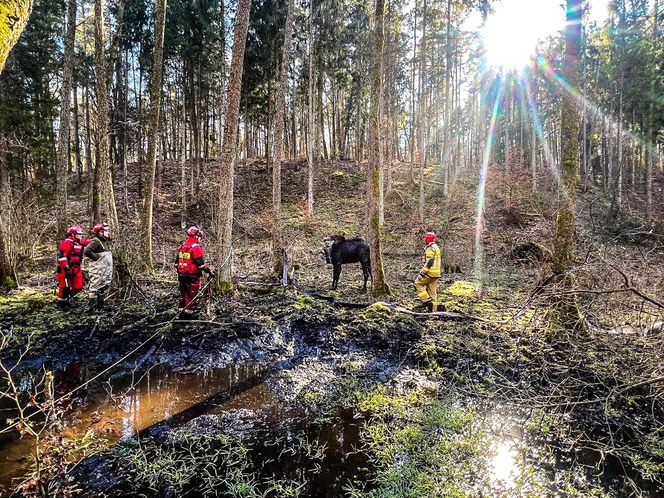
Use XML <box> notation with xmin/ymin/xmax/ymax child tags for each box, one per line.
<box><xmin>482</xmin><ymin>0</ymin><xmax>565</xmax><ymax>70</ymax></box>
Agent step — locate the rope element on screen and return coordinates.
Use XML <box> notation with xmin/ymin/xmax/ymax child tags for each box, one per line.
<box><xmin>215</xmin><ymin>246</ymin><xmax>233</xmax><ymax>270</ymax></box>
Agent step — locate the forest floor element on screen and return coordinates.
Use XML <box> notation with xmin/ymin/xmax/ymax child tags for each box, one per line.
<box><xmin>1</xmin><ymin>158</ymin><xmax>664</xmax><ymax>497</ymax></box>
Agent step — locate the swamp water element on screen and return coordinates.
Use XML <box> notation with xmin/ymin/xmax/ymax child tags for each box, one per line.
<box><xmin>1</xmin><ymin>359</ymin><xmax>661</xmax><ymax>496</ymax></box>
<box><xmin>0</xmin><ymin>361</ymin><xmax>265</xmax><ymax>493</ymax></box>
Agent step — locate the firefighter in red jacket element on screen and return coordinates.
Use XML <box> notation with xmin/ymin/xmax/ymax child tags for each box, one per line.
<box><xmin>176</xmin><ymin>226</ymin><xmax>212</xmax><ymax>319</ymax></box>
<box><xmin>56</xmin><ymin>225</ymin><xmax>90</xmax><ymax>308</ymax></box>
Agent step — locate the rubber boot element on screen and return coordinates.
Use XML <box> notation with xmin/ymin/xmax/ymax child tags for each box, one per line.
<box><xmin>56</xmin><ymin>299</ymin><xmax>70</xmax><ymax>310</ymax></box>
<box><xmin>96</xmin><ymin>293</ymin><xmax>105</xmax><ymax>311</ymax></box>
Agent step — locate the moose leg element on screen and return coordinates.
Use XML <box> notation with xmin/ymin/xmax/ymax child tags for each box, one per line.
<box><xmin>332</xmin><ymin>264</ymin><xmax>342</xmax><ymax>290</ymax></box>
<box><xmin>361</xmin><ymin>263</ymin><xmax>370</xmax><ymax>292</ymax></box>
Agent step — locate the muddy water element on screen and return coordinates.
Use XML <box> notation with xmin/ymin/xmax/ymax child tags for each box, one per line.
<box><xmin>210</xmin><ymin>385</ymin><xmax>373</xmax><ymax>496</ymax></box>
<box><xmin>0</xmin><ymin>361</ymin><xmax>265</xmax><ymax>493</ymax></box>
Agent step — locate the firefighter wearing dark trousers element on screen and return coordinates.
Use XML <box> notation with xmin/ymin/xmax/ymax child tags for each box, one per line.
<box><xmin>414</xmin><ymin>231</ymin><xmax>442</xmax><ymax>312</ymax></box>
<box><xmin>83</xmin><ymin>222</ymin><xmax>113</xmax><ymax>311</ymax></box>
<box><xmin>56</xmin><ymin>226</ymin><xmax>90</xmax><ymax>309</ymax></box>
<box><xmin>176</xmin><ymin>226</ymin><xmax>212</xmax><ymax>319</ymax></box>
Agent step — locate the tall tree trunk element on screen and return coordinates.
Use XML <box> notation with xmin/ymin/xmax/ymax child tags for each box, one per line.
<box><xmin>56</xmin><ymin>0</ymin><xmax>77</xmax><ymax>236</ymax></box>
<box><xmin>140</xmin><ymin>0</ymin><xmax>167</xmax><ymax>271</ymax></box>
<box><xmin>0</xmin><ymin>134</ymin><xmax>16</xmax><ymax>287</ymax></box>
<box><xmin>646</xmin><ymin>0</ymin><xmax>659</xmax><ymax>219</ymax></box>
<box><xmin>615</xmin><ymin>85</ymin><xmax>624</xmax><ymax>207</ymax></box>
<box><xmin>271</xmin><ymin>0</ymin><xmax>295</xmax><ymax>275</ymax></box>
<box><xmin>93</xmin><ymin>0</ymin><xmax>118</xmax><ymax>229</ymax></box>
<box><xmin>417</xmin><ymin>0</ymin><xmax>427</xmax><ymax>224</ymax></box>
<box><xmin>84</xmin><ymin>82</ymin><xmax>92</xmax><ymax>182</ymax></box>
<box><xmin>552</xmin><ymin>0</ymin><xmax>583</xmax><ymax>331</ymax></box>
<box><xmin>0</xmin><ymin>0</ymin><xmax>33</xmax><ymax>74</ymax></box>
<box><xmin>531</xmin><ymin>122</ymin><xmax>537</xmax><ymax>191</ymax></box>
<box><xmin>409</xmin><ymin>0</ymin><xmax>417</xmax><ymax>182</ymax></box>
<box><xmin>214</xmin><ymin>0</ymin><xmax>251</xmax><ymax>293</ymax></box>
<box><xmin>306</xmin><ymin>2</ymin><xmax>315</xmax><ymax>218</ymax></box>
<box><xmin>318</xmin><ymin>72</ymin><xmax>327</xmax><ymax>160</ymax></box>
<box><xmin>367</xmin><ymin>0</ymin><xmax>390</xmax><ymax>296</ymax></box>
<box><xmin>73</xmin><ymin>82</ymin><xmax>82</xmax><ymax>181</ymax></box>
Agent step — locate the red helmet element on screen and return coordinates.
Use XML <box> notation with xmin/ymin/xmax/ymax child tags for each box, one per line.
<box><xmin>67</xmin><ymin>225</ymin><xmax>83</xmax><ymax>236</ymax></box>
<box><xmin>423</xmin><ymin>232</ymin><xmax>436</xmax><ymax>244</ymax></box>
<box><xmin>186</xmin><ymin>226</ymin><xmax>201</xmax><ymax>237</ymax></box>
<box><xmin>93</xmin><ymin>222</ymin><xmax>110</xmax><ymax>236</ymax></box>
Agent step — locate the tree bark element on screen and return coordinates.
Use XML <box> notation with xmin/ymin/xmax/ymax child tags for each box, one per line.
<box><xmin>552</xmin><ymin>0</ymin><xmax>583</xmax><ymax>331</ymax></box>
<box><xmin>214</xmin><ymin>0</ymin><xmax>251</xmax><ymax>293</ymax></box>
<box><xmin>0</xmin><ymin>134</ymin><xmax>16</xmax><ymax>287</ymax></box>
<box><xmin>140</xmin><ymin>0</ymin><xmax>167</xmax><ymax>271</ymax></box>
<box><xmin>271</xmin><ymin>0</ymin><xmax>295</xmax><ymax>275</ymax></box>
<box><xmin>55</xmin><ymin>0</ymin><xmax>77</xmax><ymax>236</ymax></box>
<box><xmin>417</xmin><ymin>0</ymin><xmax>427</xmax><ymax>224</ymax></box>
<box><xmin>93</xmin><ymin>0</ymin><xmax>118</xmax><ymax>229</ymax></box>
<box><xmin>646</xmin><ymin>0</ymin><xmax>659</xmax><ymax>219</ymax></box>
<box><xmin>367</xmin><ymin>0</ymin><xmax>390</xmax><ymax>296</ymax></box>
<box><xmin>306</xmin><ymin>0</ymin><xmax>315</xmax><ymax>218</ymax></box>
<box><xmin>0</xmin><ymin>0</ymin><xmax>33</xmax><ymax>74</ymax></box>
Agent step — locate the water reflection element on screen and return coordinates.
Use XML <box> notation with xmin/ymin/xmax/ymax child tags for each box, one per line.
<box><xmin>0</xmin><ymin>361</ymin><xmax>264</xmax><ymax>492</ymax></box>
<box><xmin>491</xmin><ymin>440</ymin><xmax>518</xmax><ymax>487</ymax></box>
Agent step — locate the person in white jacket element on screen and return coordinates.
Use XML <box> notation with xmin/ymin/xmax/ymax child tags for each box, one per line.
<box><xmin>83</xmin><ymin>222</ymin><xmax>113</xmax><ymax>311</ymax></box>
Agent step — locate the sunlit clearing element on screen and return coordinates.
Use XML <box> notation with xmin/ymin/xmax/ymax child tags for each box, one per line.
<box><xmin>483</xmin><ymin>0</ymin><xmax>564</xmax><ymax>71</ymax></box>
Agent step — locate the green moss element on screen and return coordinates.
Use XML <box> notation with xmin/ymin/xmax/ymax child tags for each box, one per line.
<box><xmin>0</xmin><ymin>289</ymin><xmax>50</xmax><ymax>311</ymax></box>
<box><xmin>442</xmin><ymin>280</ymin><xmax>477</xmax><ymax>297</ymax></box>
<box><xmin>365</xmin><ymin>302</ymin><xmax>391</xmax><ymax>313</ymax></box>
<box><xmin>293</xmin><ymin>295</ymin><xmax>314</xmax><ymax>310</ymax></box>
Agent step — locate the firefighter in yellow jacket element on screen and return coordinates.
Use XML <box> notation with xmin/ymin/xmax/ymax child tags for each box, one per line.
<box><xmin>415</xmin><ymin>231</ymin><xmax>442</xmax><ymax>312</ymax></box>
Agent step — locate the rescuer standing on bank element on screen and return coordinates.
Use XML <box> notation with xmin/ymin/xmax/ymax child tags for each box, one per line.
<box><xmin>83</xmin><ymin>222</ymin><xmax>113</xmax><ymax>311</ymax></box>
<box><xmin>415</xmin><ymin>231</ymin><xmax>442</xmax><ymax>312</ymax></box>
<box><xmin>176</xmin><ymin>226</ymin><xmax>212</xmax><ymax>319</ymax></box>
<box><xmin>56</xmin><ymin>226</ymin><xmax>90</xmax><ymax>309</ymax></box>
